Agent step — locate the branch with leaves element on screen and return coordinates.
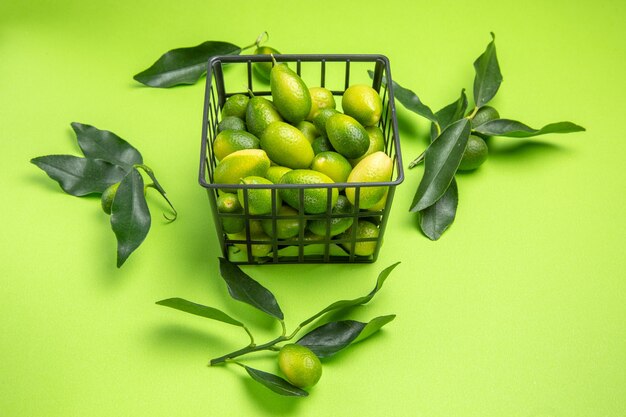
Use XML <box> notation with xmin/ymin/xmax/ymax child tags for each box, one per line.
<box><xmin>156</xmin><ymin>258</ymin><xmax>400</xmax><ymax>397</ymax></box>
<box><xmin>375</xmin><ymin>33</ymin><xmax>585</xmax><ymax>240</ymax></box>
<box><xmin>31</xmin><ymin>123</ymin><xmax>176</xmax><ymax>267</ymax></box>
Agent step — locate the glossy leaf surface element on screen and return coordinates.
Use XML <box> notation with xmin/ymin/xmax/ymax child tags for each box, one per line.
<box><xmin>71</xmin><ymin>122</ymin><xmax>143</xmax><ymax>169</ymax></box>
<box><xmin>473</xmin><ymin>33</ymin><xmax>502</xmax><ymax>107</ymax></box>
<box><xmin>155</xmin><ymin>298</ymin><xmax>244</xmax><ymax>327</ymax></box>
<box><xmin>244</xmin><ymin>366</ymin><xmax>308</xmax><ymax>397</ymax></box>
<box><xmin>473</xmin><ymin>119</ymin><xmax>585</xmax><ymax>137</ymax></box>
<box><xmin>419</xmin><ymin>178</ymin><xmax>458</xmax><ymax>240</ymax></box>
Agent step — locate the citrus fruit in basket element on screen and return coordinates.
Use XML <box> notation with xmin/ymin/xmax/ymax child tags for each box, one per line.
<box><xmin>312</xmin><ymin>108</ymin><xmax>340</xmax><ymax>137</ymax></box>
<box><xmin>326</xmin><ymin>113</ymin><xmax>370</xmax><ymax>159</ymax></box>
<box><xmin>227</xmin><ymin>229</ymin><xmax>272</xmax><ymax>258</ymax></box>
<box><xmin>307</xmin><ymin>87</ymin><xmax>336</xmax><ymax>121</ymax></box>
<box><xmin>245</xmin><ymin>96</ymin><xmax>283</xmax><ymax>137</ymax></box>
<box><xmin>279</xmin><ymin>169</ymin><xmax>338</xmax><ymax>214</ymax></box>
<box><xmin>264</xmin><ymin>165</ymin><xmax>292</xmax><ymax>184</ymax></box>
<box><xmin>296</xmin><ymin>120</ymin><xmax>319</xmax><ymax>144</ymax></box>
<box><xmin>270</xmin><ymin>62</ymin><xmax>311</xmax><ymax>124</ymax></box>
<box><xmin>253</xmin><ymin>45</ymin><xmax>281</xmax><ymax>80</ymax></box>
<box><xmin>470</xmin><ymin>105</ymin><xmax>500</xmax><ymax>129</ymax></box>
<box><xmin>310</xmin><ymin>151</ymin><xmax>352</xmax><ymax>185</ymax></box>
<box><xmin>217</xmin><ymin>193</ymin><xmax>245</xmax><ymax>234</ymax></box>
<box><xmin>345</xmin><ymin>151</ymin><xmax>393</xmax><ymax>209</ymax></box>
<box><xmin>278</xmin><ymin>344</ymin><xmax>322</xmax><ymax>389</ymax></box>
<box><xmin>237</xmin><ymin>176</ymin><xmax>280</xmax><ymax>215</ymax></box>
<box><xmin>307</xmin><ymin>194</ymin><xmax>353</xmax><ymax>237</ymax></box>
<box><xmin>341</xmin><ymin>84</ymin><xmax>383</xmax><ymax>127</ymax></box>
<box><xmin>213</xmin><ymin>149</ymin><xmax>270</xmax><ymax>191</ymax></box>
<box><xmin>221</xmin><ymin>93</ymin><xmax>249</xmax><ymax>119</ymax></box>
<box><xmin>261</xmin><ymin>204</ymin><xmax>303</xmax><ymax>239</ymax></box>
<box><xmin>349</xmin><ymin>126</ymin><xmax>385</xmax><ymax>166</ymax></box>
<box><xmin>311</xmin><ymin>135</ymin><xmax>334</xmax><ymax>154</ymax></box>
<box><xmin>217</xmin><ymin>116</ymin><xmax>246</xmax><ymax>133</ymax></box>
<box><xmin>458</xmin><ymin>134</ymin><xmax>489</xmax><ymax>171</ymax></box>
<box><xmin>339</xmin><ymin>220</ymin><xmax>380</xmax><ymax>257</ymax></box>
<box><xmin>213</xmin><ymin>130</ymin><xmax>260</xmax><ymax>161</ymax></box>
<box><xmin>260</xmin><ymin>121</ymin><xmax>314</xmax><ymax>169</ymax></box>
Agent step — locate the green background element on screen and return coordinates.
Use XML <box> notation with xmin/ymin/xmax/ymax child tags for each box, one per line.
<box><xmin>2</xmin><ymin>0</ymin><xmax>625</xmax><ymax>416</ymax></box>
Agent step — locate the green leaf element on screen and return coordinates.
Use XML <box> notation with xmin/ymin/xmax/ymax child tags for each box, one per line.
<box><xmin>410</xmin><ymin>118</ymin><xmax>471</xmax><ymax>212</ymax></box>
<box><xmin>218</xmin><ymin>257</ymin><xmax>284</xmax><ymax>320</ymax></box>
<box><xmin>299</xmin><ymin>262</ymin><xmax>400</xmax><ymax>327</ymax></box>
<box><xmin>473</xmin><ymin>32</ymin><xmax>502</xmax><ymax>107</ymax></box>
<box><xmin>134</xmin><ymin>41</ymin><xmax>241</xmax><ymax>88</ymax></box>
<box><xmin>71</xmin><ymin>122</ymin><xmax>143</xmax><ymax>170</ymax></box>
<box><xmin>31</xmin><ymin>155</ymin><xmax>127</xmax><ymax>196</ymax></box>
<box><xmin>244</xmin><ymin>366</ymin><xmax>308</xmax><ymax>397</ymax></box>
<box><xmin>367</xmin><ymin>70</ymin><xmax>437</xmax><ymax>123</ymax></box>
<box><xmin>473</xmin><ymin>119</ymin><xmax>586</xmax><ymax>137</ymax></box>
<box><xmin>419</xmin><ymin>178</ymin><xmax>458</xmax><ymax>240</ymax></box>
<box><xmin>297</xmin><ymin>315</ymin><xmax>395</xmax><ymax>358</ymax></box>
<box><xmin>430</xmin><ymin>90</ymin><xmax>468</xmax><ymax>140</ymax></box>
<box><xmin>155</xmin><ymin>298</ymin><xmax>244</xmax><ymax>327</ymax></box>
<box><xmin>110</xmin><ymin>168</ymin><xmax>151</xmax><ymax>267</ymax></box>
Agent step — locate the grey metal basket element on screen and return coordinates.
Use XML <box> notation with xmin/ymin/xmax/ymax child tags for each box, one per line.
<box><xmin>199</xmin><ymin>54</ymin><xmax>403</xmax><ymax>264</ymax></box>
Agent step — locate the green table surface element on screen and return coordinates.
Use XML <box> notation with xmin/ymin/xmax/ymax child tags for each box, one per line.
<box><xmin>2</xmin><ymin>0</ymin><xmax>625</xmax><ymax>416</ymax></box>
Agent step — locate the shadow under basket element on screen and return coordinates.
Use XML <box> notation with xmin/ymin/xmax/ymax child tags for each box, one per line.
<box><xmin>199</xmin><ymin>54</ymin><xmax>404</xmax><ymax>264</ymax></box>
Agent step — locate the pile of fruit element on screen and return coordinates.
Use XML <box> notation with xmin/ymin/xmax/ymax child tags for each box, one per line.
<box><xmin>211</xmin><ymin>58</ymin><xmax>394</xmax><ymax>258</ymax></box>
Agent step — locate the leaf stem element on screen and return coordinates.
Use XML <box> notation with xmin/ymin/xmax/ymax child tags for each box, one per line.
<box><xmin>134</xmin><ymin>164</ymin><xmax>178</xmax><ymax>222</ymax></box>
<box><xmin>434</xmin><ymin>122</ymin><xmax>442</xmax><ymax>137</ymax></box>
<box><xmin>467</xmin><ymin>106</ymin><xmax>479</xmax><ymax>120</ymax></box>
<box><xmin>209</xmin><ymin>334</ymin><xmax>288</xmax><ymax>366</ymax></box>
<box><xmin>241</xmin><ymin>31</ymin><xmax>268</xmax><ymax>52</ymax></box>
<box><xmin>408</xmin><ymin>151</ymin><xmax>426</xmax><ymax>169</ymax></box>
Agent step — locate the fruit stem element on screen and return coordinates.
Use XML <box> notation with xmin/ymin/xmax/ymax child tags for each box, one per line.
<box><xmin>209</xmin><ymin>334</ymin><xmax>288</xmax><ymax>366</ymax></box>
<box><xmin>466</xmin><ymin>106</ymin><xmax>479</xmax><ymax>120</ymax></box>
<box><xmin>241</xmin><ymin>31</ymin><xmax>268</xmax><ymax>52</ymax></box>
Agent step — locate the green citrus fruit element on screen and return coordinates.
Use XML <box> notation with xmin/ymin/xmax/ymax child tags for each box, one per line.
<box><xmin>279</xmin><ymin>169</ymin><xmax>338</xmax><ymax>214</ymax></box>
<box><xmin>217</xmin><ymin>116</ymin><xmax>246</xmax><ymax>133</ymax></box>
<box><xmin>312</xmin><ymin>108</ymin><xmax>340</xmax><ymax>137</ymax></box>
<box><xmin>237</xmin><ymin>176</ymin><xmax>280</xmax><ymax>215</ymax></box>
<box><xmin>213</xmin><ymin>149</ymin><xmax>271</xmax><ymax>191</ymax></box>
<box><xmin>227</xmin><ymin>228</ymin><xmax>272</xmax><ymax>258</ymax></box>
<box><xmin>307</xmin><ymin>87</ymin><xmax>336</xmax><ymax>121</ymax></box>
<box><xmin>253</xmin><ymin>46</ymin><xmax>281</xmax><ymax>80</ymax></box>
<box><xmin>213</xmin><ymin>130</ymin><xmax>260</xmax><ymax>161</ymax></box>
<box><xmin>341</xmin><ymin>84</ymin><xmax>383</xmax><ymax>127</ymax></box>
<box><xmin>221</xmin><ymin>94</ymin><xmax>249</xmax><ymax>119</ymax></box>
<box><xmin>261</xmin><ymin>205</ymin><xmax>304</xmax><ymax>239</ymax></box>
<box><xmin>310</xmin><ymin>151</ymin><xmax>352</xmax><ymax>185</ymax></box>
<box><xmin>296</xmin><ymin>120</ymin><xmax>319</xmax><ymax>144</ymax></box>
<box><xmin>217</xmin><ymin>193</ymin><xmax>245</xmax><ymax>234</ymax></box>
<box><xmin>270</xmin><ymin>63</ymin><xmax>311</xmax><ymax>124</ymax></box>
<box><xmin>278</xmin><ymin>344</ymin><xmax>322</xmax><ymax>389</ymax></box>
<box><xmin>470</xmin><ymin>106</ymin><xmax>500</xmax><ymax>129</ymax></box>
<box><xmin>339</xmin><ymin>220</ymin><xmax>379</xmax><ymax>257</ymax></box>
<box><xmin>367</xmin><ymin>189</ymin><xmax>388</xmax><ymax>212</ymax></box>
<box><xmin>245</xmin><ymin>96</ymin><xmax>283</xmax><ymax>138</ymax></box>
<box><xmin>311</xmin><ymin>136</ymin><xmax>334</xmax><ymax>154</ymax></box>
<box><xmin>458</xmin><ymin>134</ymin><xmax>489</xmax><ymax>171</ymax></box>
<box><xmin>264</xmin><ymin>165</ymin><xmax>292</xmax><ymax>184</ymax></box>
<box><xmin>307</xmin><ymin>194</ymin><xmax>354</xmax><ymax>237</ymax></box>
<box><xmin>260</xmin><ymin>121</ymin><xmax>315</xmax><ymax>169</ymax></box>
<box><xmin>349</xmin><ymin>126</ymin><xmax>385</xmax><ymax>166</ymax></box>
<box><xmin>326</xmin><ymin>113</ymin><xmax>370</xmax><ymax>159</ymax></box>
<box><xmin>101</xmin><ymin>182</ymin><xmax>120</xmax><ymax>215</ymax></box>
<box><xmin>345</xmin><ymin>151</ymin><xmax>393</xmax><ymax>209</ymax></box>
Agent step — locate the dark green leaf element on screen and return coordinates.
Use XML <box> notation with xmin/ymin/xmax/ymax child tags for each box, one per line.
<box><xmin>31</xmin><ymin>155</ymin><xmax>127</xmax><ymax>196</ymax></box>
<box><xmin>367</xmin><ymin>70</ymin><xmax>437</xmax><ymax>123</ymax></box>
<box><xmin>299</xmin><ymin>262</ymin><xmax>400</xmax><ymax>327</ymax></box>
<box><xmin>419</xmin><ymin>178</ymin><xmax>458</xmax><ymax>240</ymax></box>
<box><xmin>410</xmin><ymin>118</ymin><xmax>471</xmax><ymax>212</ymax></box>
<box><xmin>244</xmin><ymin>366</ymin><xmax>308</xmax><ymax>397</ymax></box>
<box><xmin>218</xmin><ymin>257</ymin><xmax>284</xmax><ymax>320</ymax></box>
<box><xmin>473</xmin><ymin>32</ymin><xmax>502</xmax><ymax>107</ymax></box>
<box><xmin>156</xmin><ymin>298</ymin><xmax>244</xmax><ymax>327</ymax></box>
<box><xmin>297</xmin><ymin>315</ymin><xmax>395</xmax><ymax>358</ymax></box>
<box><xmin>430</xmin><ymin>90</ymin><xmax>468</xmax><ymax>140</ymax></box>
<box><xmin>473</xmin><ymin>119</ymin><xmax>586</xmax><ymax>137</ymax></box>
<box><xmin>71</xmin><ymin>122</ymin><xmax>143</xmax><ymax>170</ymax></box>
<box><xmin>134</xmin><ymin>41</ymin><xmax>241</xmax><ymax>88</ymax></box>
<box><xmin>110</xmin><ymin>168</ymin><xmax>151</xmax><ymax>267</ymax></box>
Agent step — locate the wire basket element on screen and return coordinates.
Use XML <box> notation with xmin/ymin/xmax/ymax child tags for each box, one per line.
<box><xmin>199</xmin><ymin>54</ymin><xmax>403</xmax><ymax>264</ymax></box>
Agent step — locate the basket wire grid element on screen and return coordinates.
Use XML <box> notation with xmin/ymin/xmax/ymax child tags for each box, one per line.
<box><xmin>199</xmin><ymin>54</ymin><xmax>404</xmax><ymax>264</ymax></box>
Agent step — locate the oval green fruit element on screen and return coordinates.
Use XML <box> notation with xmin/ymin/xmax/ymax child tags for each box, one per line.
<box><xmin>458</xmin><ymin>134</ymin><xmax>489</xmax><ymax>171</ymax></box>
<box><xmin>253</xmin><ymin>46</ymin><xmax>280</xmax><ymax>80</ymax></box>
<box><xmin>261</xmin><ymin>205</ymin><xmax>303</xmax><ymax>239</ymax></box>
<box><xmin>264</xmin><ymin>165</ymin><xmax>292</xmax><ymax>184</ymax></box>
<box><xmin>296</xmin><ymin>120</ymin><xmax>319</xmax><ymax>144</ymax></box>
<box><xmin>237</xmin><ymin>176</ymin><xmax>280</xmax><ymax>215</ymax></box>
<box><xmin>307</xmin><ymin>86</ymin><xmax>336</xmax><ymax>121</ymax></box>
<box><xmin>221</xmin><ymin>94</ymin><xmax>249</xmax><ymax>119</ymax></box>
<box><xmin>326</xmin><ymin>113</ymin><xmax>370</xmax><ymax>159</ymax></box>
<box><xmin>339</xmin><ymin>220</ymin><xmax>379</xmax><ymax>257</ymax></box>
<box><xmin>245</xmin><ymin>96</ymin><xmax>283</xmax><ymax>138</ymax></box>
<box><xmin>471</xmin><ymin>105</ymin><xmax>500</xmax><ymax>129</ymax></box>
<box><xmin>311</xmin><ymin>135</ymin><xmax>334</xmax><ymax>154</ymax></box>
<box><xmin>217</xmin><ymin>193</ymin><xmax>245</xmax><ymax>234</ymax></box>
<box><xmin>260</xmin><ymin>121</ymin><xmax>314</xmax><ymax>169</ymax></box>
<box><xmin>217</xmin><ymin>116</ymin><xmax>246</xmax><ymax>133</ymax></box>
<box><xmin>279</xmin><ymin>169</ymin><xmax>338</xmax><ymax>214</ymax></box>
<box><xmin>312</xmin><ymin>108</ymin><xmax>340</xmax><ymax>137</ymax></box>
<box><xmin>307</xmin><ymin>194</ymin><xmax>353</xmax><ymax>237</ymax></box>
<box><xmin>345</xmin><ymin>151</ymin><xmax>393</xmax><ymax>209</ymax></box>
<box><xmin>227</xmin><ymin>228</ymin><xmax>272</xmax><ymax>258</ymax></box>
<box><xmin>310</xmin><ymin>151</ymin><xmax>352</xmax><ymax>185</ymax></box>
<box><xmin>341</xmin><ymin>84</ymin><xmax>383</xmax><ymax>127</ymax></box>
<box><xmin>349</xmin><ymin>126</ymin><xmax>385</xmax><ymax>166</ymax></box>
<box><xmin>101</xmin><ymin>182</ymin><xmax>120</xmax><ymax>215</ymax></box>
<box><xmin>270</xmin><ymin>63</ymin><xmax>311</xmax><ymax>124</ymax></box>
<box><xmin>278</xmin><ymin>344</ymin><xmax>322</xmax><ymax>389</ymax></box>
<box><xmin>213</xmin><ymin>149</ymin><xmax>271</xmax><ymax>191</ymax></box>
<box><xmin>213</xmin><ymin>130</ymin><xmax>260</xmax><ymax>161</ymax></box>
